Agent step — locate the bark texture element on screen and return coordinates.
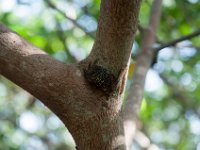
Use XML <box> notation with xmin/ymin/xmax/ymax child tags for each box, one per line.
<box><xmin>85</xmin><ymin>0</ymin><xmax>141</xmax><ymax>75</ymax></box>
<box><xmin>0</xmin><ymin>0</ymin><xmax>141</xmax><ymax>149</ymax></box>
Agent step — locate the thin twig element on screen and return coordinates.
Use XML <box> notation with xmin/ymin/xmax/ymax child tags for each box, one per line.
<box><xmin>154</xmin><ymin>30</ymin><xmax>200</xmax><ymax>51</ymax></box>
<box><xmin>45</xmin><ymin>0</ymin><xmax>95</xmax><ymax>39</ymax></box>
<box><xmin>134</xmin><ymin>30</ymin><xmax>200</xmax><ymax>66</ymax></box>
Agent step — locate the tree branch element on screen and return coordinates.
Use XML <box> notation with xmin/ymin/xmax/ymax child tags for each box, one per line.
<box><xmin>45</xmin><ymin>0</ymin><xmax>95</xmax><ymax>39</ymax></box>
<box><xmin>0</xmin><ymin>23</ymin><xmax>124</xmax><ymax>149</ymax></box>
<box><xmin>0</xmin><ymin>24</ymin><xmax>80</xmax><ymax>115</ymax></box>
<box><xmin>0</xmin><ymin>0</ymin><xmax>142</xmax><ymax>148</ymax></box>
<box><xmin>122</xmin><ymin>0</ymin><xmax>162</xmax><ymax>149</ymax></box>
<box><xmin>84</xmin><ymin>0</ymin><xmax>141</xmax><ymax>75</ymax></box>
<box><xmin>154</xmin><ymin>30</ymin><xmax>200</xmax><ymax>52</ymax></box>
<box><xmin>0</xmin><ymin>23</ymin><xmax>105</xmax><ymax>138</ymax></box>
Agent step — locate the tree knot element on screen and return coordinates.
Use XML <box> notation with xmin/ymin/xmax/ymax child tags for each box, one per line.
<box><xmin>83</xmin><ymin>61</ymin><xmax>118</xmax><ymax>95</ymax></box>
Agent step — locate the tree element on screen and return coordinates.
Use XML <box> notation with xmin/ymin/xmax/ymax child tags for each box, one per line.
<box><xmin>0</xmin><ymin>0</ymin><xmax>140</xmax><ymax>149</ymax></box>
<box><xmin>1</xmin><ymin>0</ymin><xmax>200</xmax><ymax>150</ymax></box>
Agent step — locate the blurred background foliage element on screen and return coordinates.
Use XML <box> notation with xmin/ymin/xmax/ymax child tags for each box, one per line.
<box><xmin>0</xmin><ymin>0</ymin><xmax>200</xmax><ymax>149</ymax></box>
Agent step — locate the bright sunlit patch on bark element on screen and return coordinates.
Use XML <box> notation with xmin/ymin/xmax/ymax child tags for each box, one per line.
<box><xmin>5</xmin><ymin>33</ymin><xmax>23</xmax><ymax>44</ymax></box>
